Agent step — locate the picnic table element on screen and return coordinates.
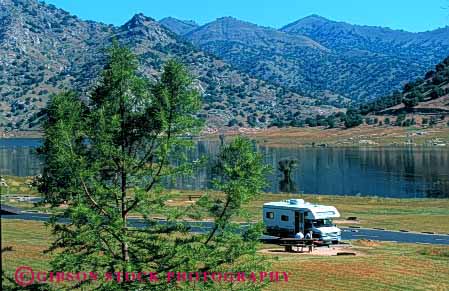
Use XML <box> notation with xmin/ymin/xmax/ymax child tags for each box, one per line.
<box><xmin>188</xmin><ymin>194</ymin><xmax>202</xmax><ymax>201</ymax></box>
<box><xmin>278</xmin><ymin>238</ymin><xmax>317</xmax><ymax>253</ymax></box>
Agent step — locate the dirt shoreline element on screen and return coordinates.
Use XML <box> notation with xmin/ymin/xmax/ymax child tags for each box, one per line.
<box><xmin>0</xmin><ymin>131</ymin><xmax>43</xmax><ymax>139</ymax></box>
<box><xmin>3</xmin><ymin>126</ymin><xmax>449</xmax><ymax>148</ymax></box>
<box><xmin>203</xmin><ymin>125</ymin><xmax>449</xmax><ymax>148</ymax></box>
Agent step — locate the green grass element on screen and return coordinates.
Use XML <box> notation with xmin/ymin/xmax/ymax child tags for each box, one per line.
<box><xmin>2</xmin><ymin>220</ymin><xmax>449</xmax><ymax>291</ymax></box>
<box><xmin>169</xmin><ymin>191</ymin><xmax>449</xmax><ymax>234</ymax></box>
<box><xmin>0</xmin><ymin>176</ymin><xmax>39</xmax><ymax>196</ymax></box>
<box><xmin>269</xmin><ymin>240</ymin><xmax>449</xmax><ymax>291</ymax></box>
<box><xmin>269</xmin><ymin>194</ymin><xmax>449</xmax><ymax>234</ymax></box>
<box><xmin>3</xmin><ymin>176</ymin><xmax>449</xmax><ymax>234</ymax></box>
<box><xmin>1</xmin><ymin>220</ymin><xmax>52</xmax><ymax>274</ymax></box>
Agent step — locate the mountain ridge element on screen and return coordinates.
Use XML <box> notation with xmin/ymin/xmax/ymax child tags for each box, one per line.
<box><xmin>281</xmin><ymin>14</ymin><xmax>449</xmax><ymax>38</ymax></box>
<box><xmin>1</xmin><ymin>0</ymin><xmax>338</xmax><ymax>131</ymax></box>
<box><xmin>162</xmin><ymin>15</ymin><xmax>449</xmax><ymax>102</ymax></box>
<box><xmin>159</xmin><ymin>16</ymin><xmax>199</xmax><ymax>35</ymax></box>
<box><xmin>184</xmin><ymin>16</ymin><xmax>328</xmax><ymax>50</ymax></box>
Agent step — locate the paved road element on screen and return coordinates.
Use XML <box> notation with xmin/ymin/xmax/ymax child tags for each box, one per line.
<box><xmin>340</xmin><ymin>228</ymin><xmax>449</xmax><ymax>245</ymax></box>
<box><xmin>2</xmin><ymin>212</ymin><xmax>449</xmax><ymax>245</ymax></box>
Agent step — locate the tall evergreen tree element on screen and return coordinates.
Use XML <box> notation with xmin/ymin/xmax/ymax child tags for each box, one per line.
<box><xmin>38</xmin><ymin>43</ymin><xmax>270</xmax><ymax>291</ymax></box>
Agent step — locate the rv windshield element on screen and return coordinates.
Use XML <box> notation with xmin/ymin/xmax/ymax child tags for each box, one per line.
<box><xmin>311</xmin><ymin>219</ymin><xmax>334</xmax><ymax>227</ymax></box>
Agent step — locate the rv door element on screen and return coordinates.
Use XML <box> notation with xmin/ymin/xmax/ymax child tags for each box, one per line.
<box><xmin>294</xmin><ymin>211</ymin><xmax>304</xmax><ymax>233</ymax></box>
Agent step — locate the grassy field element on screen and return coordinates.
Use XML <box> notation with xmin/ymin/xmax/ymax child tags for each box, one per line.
<box><xmin>0</xmin><ymin>176</ymin><xmax>39</xmax><ymax>196</ymax></box>
<box><xmin>2</xmin><ymin>175</ymin><xmax>449</xmax><ymax>234</ymax></box>
<box><xmin>1</xmin><ymin>220</ymin><xmax>52</xmax><ymax>273</ymax></box>
<box><xmin>6</xmin><ymin>122</ymin><xmax>449</xmax><ymax>147</ymax></box>
<box><xmin>2</xmin><ymin>220</ymin><xmax>449</xmax><ymax>291</ymax></box>
<box><xmin>217</xmin><ymin>125</ymin><xmax>449</xmax><ymax>147</ymax></box>
<box><xmin>246</xmin><ymin>193</ymin><xmax>449</xmax><ymax>234</ymax></box>
<box><xmin>267</xmin><ymin>240</ymin><xmax>449</xmax><ymax>291</ymax></box>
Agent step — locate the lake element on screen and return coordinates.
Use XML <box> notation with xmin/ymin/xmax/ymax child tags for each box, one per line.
<box><xmin>1</xmin><ymin>138</ymin><xmax>448</xmax><ymax>198</ymax></box>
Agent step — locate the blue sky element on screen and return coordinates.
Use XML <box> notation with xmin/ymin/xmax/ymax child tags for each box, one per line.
<box><xmin>44</xmin><ymin>0</ymin><xmax>449</xmax><ymax>32</ymax></box>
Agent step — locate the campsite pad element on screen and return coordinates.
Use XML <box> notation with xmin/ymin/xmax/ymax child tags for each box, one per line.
<box><xmin>259</xmin><ymin>244</ymin><xmax>365</xmax><ymax>257</ymax></box>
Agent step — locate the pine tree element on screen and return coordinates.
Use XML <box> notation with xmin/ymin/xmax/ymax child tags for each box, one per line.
<box><xmin>38</xmin><ymin>43</ymin><xmax>270</xmax><ymax>291</ymax></box>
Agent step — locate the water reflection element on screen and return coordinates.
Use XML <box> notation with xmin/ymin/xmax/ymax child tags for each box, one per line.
<box><xmin>1</xmin><ymin>138</ymin><xmax>448</xmax><ymax>198</ymax></box>
<box><xmin>0</xmin><ymin>146</ymin><xmax>42</xmax><ymax>177</ymax></box>
<box><xmin>278</xmin><ymin>159</ymin><xmax>298</xmax><ymax>193</ymax></box>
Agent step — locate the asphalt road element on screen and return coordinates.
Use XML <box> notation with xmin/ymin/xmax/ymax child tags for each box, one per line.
<box><xmin>2</xmin><ymin>212</ymin><xmax>449</xmax><ymax>245</ymax></box>
<box><xmin>339</xmin><ymin>228</ymin><xmax>449</xmax><ymax>245</ymax></box>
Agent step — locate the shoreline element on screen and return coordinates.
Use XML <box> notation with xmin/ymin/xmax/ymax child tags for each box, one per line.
<box><xmin>1</xmin><ymin>175</ymin><xmax>446</xmax><ymax>200</ymax></box>
<box><xmin>2</xmin><ymin>125</ymin><xmax>449</xmax><ymax>148</ymax></box>
<box><xmin>2</xmin><ymin>176</ymin><xmax>449</xmax><ymax>234</ymax></box>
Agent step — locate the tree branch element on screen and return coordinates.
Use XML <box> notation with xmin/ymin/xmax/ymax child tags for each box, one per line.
<box><xmin>204</xmin><ymin>196</ymin><xmax>231</xmax><ymax>245</ymax></box>
<box><xmin>99</xmin><ymin>234</ymin><xmax>120</xmax><ymax>259</ymax></box>
<box><xmin>80</xmin><ymin>178</ymin><xmax>112</xmax><ymax>219</ymax></box>
<box><xmin>126</xmin><ymin>107</ymin><xmax>175</xmax><ymax>216</ymax></box>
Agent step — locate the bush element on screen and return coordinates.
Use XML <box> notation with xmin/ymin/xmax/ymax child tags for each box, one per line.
<box><xmin>326</xmin><ymin>116</ymin><xmax>336</xmax><ymax>128</ymax></box>
<box><xmin>418</xmin><ymin>247</ymin><xmax>449</xmax><ymax>258</ymax></box>
<box><xmin>402</xmin><ymin>93</ymin><xmax>420</xmax><ymax>108</ymax></box>
<box><xmin>395</xmin><ymin>114</ymin><xmax>406</xmax><ymax>126</ymax></box>
<box><xmin>429</xmin><ymin>116</ymin><xmax>438</xmax><ymax>126</ymax></box>
<box><xmin>344</xmin><ymin>109</ymin><xmax>363</xmax><ymax>128</ymax></box>
<box><xmin>227</xmin><ymin>119</ymin><xmax>238</xmax><ymax>127</ymax></box>
<box><xmin>430</xmin><ymin>87</ymin><xmax>444</xmax><ymax>99</ymax></box>
<box><xmin>291</xmin><ymin>120</ymin><xmax>305</xmax><ymax>127</ymax></box>
<box><xmin>305</xmin><ymin>117</ymin><xmax>317</xmax><ymax>127</ymax></box>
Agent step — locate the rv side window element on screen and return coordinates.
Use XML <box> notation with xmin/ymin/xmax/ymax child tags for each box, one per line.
<box><xmin>281</xmin><ymin>215</ymin><xmax>289</xmax><ymax>222</ymax></box>
<box><xmin>266</xmin><ymin>212</ymin><xmax>274</xmax><ymax>219</ymax></box>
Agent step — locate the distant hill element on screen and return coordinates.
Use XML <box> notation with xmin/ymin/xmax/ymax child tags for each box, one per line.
<box><xmin>0</xmin><ymin>0</ymin><xmax>338</xmax><ymax>131</ymax></box>
<box><xmin>185</xmin><ymin>17</ymin><xmax>326</xmax><ymax>50</ymax></box>
<box><xmin>159</xmin><ymin>17</ymin><xmax>198</xmax><ymax>35</ymax></box>
<box><xmin>359</xmin><ymin>56</ymin><xmax>449</xmax><ymax>116</ymax></box>
<box><xmin>282</xmin><ymin>15</ymin><xmax>449</xmax><ymax>58</ymax></box>
<box><xmin>3</xmin><ymin>0</ymin><xmax>447</xmax><ymax>131</ymax></box>
<box><xmin>163</xmin><ymin>15</ymin><xmax>449</xmax><ymax>102</ymax></box>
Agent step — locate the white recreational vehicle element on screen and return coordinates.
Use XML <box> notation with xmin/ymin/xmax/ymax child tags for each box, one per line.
<box><xmin>263</xmin><ymin>199</ymin><xmax>341</xmax><ymax>243</ymax></box>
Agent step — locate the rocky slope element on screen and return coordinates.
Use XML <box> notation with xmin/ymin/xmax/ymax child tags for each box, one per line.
<box><xmin>360</xmin><ymin>56</ymin><xmax>449</xmax><ymax>115</ymax></box>
<box><xmin>0</xmin><ymin>0</ymin><xmax>337</xmax><ymax>130</ymax></box>
<box><xmin>159</xmin><ymin>17</ymin><xmax>198</xmax><ymax>35</ymax></box>
<box><xmin>163</xmin><ymin>15</ymin><xmax>449</xmax><ymax>103</ymax></box>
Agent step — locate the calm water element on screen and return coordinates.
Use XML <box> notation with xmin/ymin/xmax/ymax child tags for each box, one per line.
<box><xmin>1</xmin><ymin>138</ymin><xmax>448</xmax><ymax>198</ymax></box>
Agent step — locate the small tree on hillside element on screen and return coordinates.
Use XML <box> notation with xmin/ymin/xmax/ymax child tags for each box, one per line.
<box><xmin>402</xmin><ymin>91</ymin><xmax>423</xmax><ymax>108</ymax></box>
<box><xmin>344</xmin><ymin>109</ymin><xmax>363</xmax><ymax>128</ymax></box>
<box><xmin>430</xmin><ymin>87</ymin><xmax>444</xmax><ymax>99</ymax></box>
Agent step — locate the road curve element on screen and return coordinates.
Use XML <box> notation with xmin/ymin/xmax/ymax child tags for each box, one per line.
<box><xmin>2</xmin><ymin>212</ymin><xmax>449</xmax><ymax>246</ymax></box>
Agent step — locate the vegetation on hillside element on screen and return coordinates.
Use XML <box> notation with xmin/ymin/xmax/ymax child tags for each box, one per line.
<box><xmin>359</xmin><ymin>56</ymin><xmax>449</xmax><ymax>115</ymax></box>
<box><xmin>0</xmin><ymin>0</ymin><xmax>335</xmax><ymax>131</ymax></box>
<box><xmin>165</xmin><ymin>15</ymin><xmax>449</xmax><ymax>103</ymax></box>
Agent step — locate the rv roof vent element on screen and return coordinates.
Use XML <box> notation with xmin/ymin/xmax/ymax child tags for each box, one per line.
<box><xmin>289</xmin><ymin>199</ymin><xmax>304</xmax><ymax>205</ymax></box>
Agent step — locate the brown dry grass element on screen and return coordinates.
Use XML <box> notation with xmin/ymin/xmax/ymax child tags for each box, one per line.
<box><xmin>215</xmin><ymin>125</ymin><xmax>449</xmax><ymax>147</ymax></box>
<box><xmin>1</xmin><ymin>220</ymin><xmax>52</xmax><ymax>273</ymax></box>
<box><xmin>267</xmin><ymin>240</ymin><xmax>449</xmax><ymax>291</ymax></box>
<box><xmin>2</xmin><ymin>220</ymin><xmax>449</xmax><ymax>291</ymax></box>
